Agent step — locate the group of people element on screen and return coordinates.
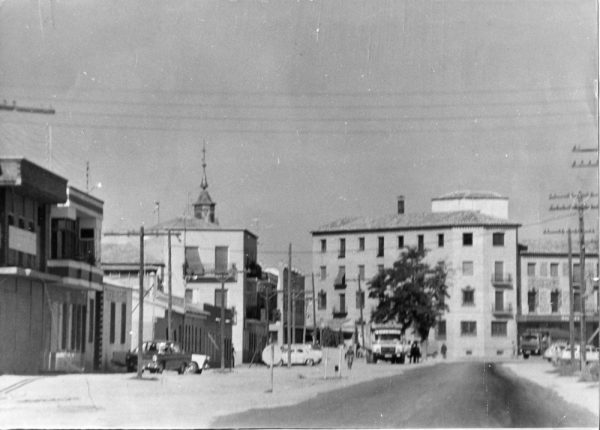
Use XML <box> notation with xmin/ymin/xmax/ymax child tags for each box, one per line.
<box><xmin>345</xmin><ymin>340</ymin><xmax>448</xmax><ymax>366</ymax></box>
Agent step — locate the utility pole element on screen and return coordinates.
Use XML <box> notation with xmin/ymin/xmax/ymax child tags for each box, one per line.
<box><xmin>287</xmin><ymin>243</ymin><xmax>292</xmax><ymax>368</ymax></box>
<box><xmin>568</xmin><ymin>229</ymin><xmax>575</xmax><ymax>363</ymax></box>
<box><xmin>311</xmin><ymin>273</ymin><xmax>317</xmax><ymax>346</ymax></box>
<box><xmin>137</xmin><ymin>226</ymin><xmax>144</xmax><ymax>378</ymax></box>
<box><xmin>167</xmin><ymin>229</ymin><xmax>172</xmax><ymax>341</ymax></box>
<box><xmin>577</xmin><ymin>192</ymin><xmax>587</xmax><ymax>366</ymax></box>
<box><xmin>550</xmin><ymin>191</ymin><xmax>598</xmax><ymax>369</ymax></box>
<box><xmin>357</xmin><ymin>273</ymin><xmax>365</xmax><ymax>350</ymax></box>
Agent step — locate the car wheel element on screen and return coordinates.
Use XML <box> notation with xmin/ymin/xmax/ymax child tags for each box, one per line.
<box><xmin>523</xmin><ymin>353</ymin><xmax>530</xmax><ymax>359</ymax></box>
<box><xmin>184</xmin><ymin>362</ymin><xmax>199</xmax><ymax>374</ymax></box>
<box><xmin>158</xmin><ymin>363</ymin><xmax>165</xmax><ymax>374</ymax></box>
<box><xmin>305</xmin><ymin>359</ymin><xmax>315</xmax><ymax>366</ymax></box>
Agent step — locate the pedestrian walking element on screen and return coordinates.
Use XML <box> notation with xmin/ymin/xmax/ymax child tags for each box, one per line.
<box><xmin>441</xmin><ymin>343</ymin><xmax>447</xmax><ymax>359</ymax></box>
<box><xmin>345</xmin><ymin>346</ymin><xmax>354</xmax><ymax>370</ymax></box>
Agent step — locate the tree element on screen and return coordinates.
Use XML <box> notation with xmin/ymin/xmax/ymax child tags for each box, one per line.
<box><xmin>367</xmin><ymin>246</ymin><xmax>449</xmax><ymax>340</ymax></box>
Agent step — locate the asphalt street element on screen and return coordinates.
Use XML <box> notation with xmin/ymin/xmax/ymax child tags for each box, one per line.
<box><xmin>213</xmin><ymin>361</ymin><xmax>599</xmax><ymax>428</ymax></box>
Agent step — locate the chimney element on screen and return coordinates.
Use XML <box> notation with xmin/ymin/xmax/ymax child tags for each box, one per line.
<box><xmin>397</xmin><ymin>195</ymin><xmax>405</xmax><ymax>215</ymax></box>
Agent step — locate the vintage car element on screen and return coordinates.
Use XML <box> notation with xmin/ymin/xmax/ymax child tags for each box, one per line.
<box><xmin>559</xmin><ymin>344</ymin><xmax>599</xmax><ymax>364</ymax></box>
<box><xmin>261</xmin><ymin>343</ymin><xmax>323</xmax><ymax>367</ymax></box>
<box><xmin>280</xmin><ymin>343</ymin><xmax>323</xmax><ymax>366</ymax></box>
<box><xmin>126</xmin><ymin>340</ymin><xmax>210</xmax><ymax>374</ymax></box>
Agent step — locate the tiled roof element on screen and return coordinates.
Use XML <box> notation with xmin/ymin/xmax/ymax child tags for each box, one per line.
<box><xmin>520</xmin><ymin>238</ymin><xmax>599</xmax><ymax>255</ymax></box>
<box><xmin>101</xmin><ymin>240</ymin><xmax>164</xmax><ymax>265</ymax></box>
<box><xmin>432</xmin><ymin>190</ymin><xmax>507</xmax><ymax>200</ymax></box>
<box><xmin>313</xmin><ymin>211</ymin><xmax>520</xmax><ymax>233</ymax></box>
<box><xmin>149</xmin><ymin>216</ymin><xmax>221</xmax><ymax>231</ymax></box>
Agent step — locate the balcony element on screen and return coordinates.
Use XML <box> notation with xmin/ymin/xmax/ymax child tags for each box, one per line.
<box><xmin>332</xmin><ymin>307</ymin><xmax>347</xmax><ymax>318</ymax></box>
<box><xmin>184</xmin><ymin>263</ymin><xmax>238</xmax><ymax>283</ymax></box>
<box><xmin>491</xmin><ymin>302</ymin><xmax>514</xmax><ymax>318</ymax></box>
<box><xmin>491</xmin><ymin>273</ymin><xmax>513</xmax><ymax>288</ymax></box>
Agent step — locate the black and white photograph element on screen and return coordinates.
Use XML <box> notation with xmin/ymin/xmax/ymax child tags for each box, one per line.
<box><xmin>0</xmin><ymin>0</ymin><xmax>599</xmax><ymax>428</ymax></box>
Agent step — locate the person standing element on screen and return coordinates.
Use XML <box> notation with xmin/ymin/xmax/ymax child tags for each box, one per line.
<box><xmin>441</xmin><ymin>343</ymin><xmax>447</xmax><ymax>359</ymax></box>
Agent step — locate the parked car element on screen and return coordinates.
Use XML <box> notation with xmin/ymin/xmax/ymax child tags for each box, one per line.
<box><xmin>543</xmin><ymin>342</ymin><xmax>567</xmax><ymax>362</ymax></box>
<box><xmin>262</xmin><ymin>343</ymin><xmax>322</xmax><ymax>366</ymax></box>
<box><xmin>559</xmin><ymin>344</ymin><xmax>599</xmax><ymax>363</ymax></box>
<box><xmin>280</xmin><ymin>343</ymin><xmax>323</xmax><ymax>366</ymax></box>
<box><xmin>126</xmin><ymin>340</ymin><xmax>210</xmax><ymax>374</ymax></box>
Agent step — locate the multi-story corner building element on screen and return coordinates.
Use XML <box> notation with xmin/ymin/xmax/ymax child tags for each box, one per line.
<box><xmin>101</xmin><ymin>148</ymin><xmax>262</xmax><ymax>365</ymax></box>
<box><xmin>311</xmin><ymin>191</ymin><xmax>521</xmax><ymax>359</ymax></box>
<box><xmin>0</xmin><ymin>158</ymin><xmax>130</xmax><ymax>374</ymax></box>
<box><xmin>517</xmin><ymin>238</ymin><xmax>599</xmax><ymax>343</ymax></box>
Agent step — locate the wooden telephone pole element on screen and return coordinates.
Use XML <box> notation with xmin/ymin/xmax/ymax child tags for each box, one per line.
<box><xmin>550</xmin><ymin>192</ymin><xmax>598</xmax><ymax>368</ymax></box>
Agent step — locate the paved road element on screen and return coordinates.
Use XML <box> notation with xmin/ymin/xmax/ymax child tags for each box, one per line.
<box><xmin>214</xmin><ymin>361</ymin><xmax>598</xmax><ymax>428</ymax></box>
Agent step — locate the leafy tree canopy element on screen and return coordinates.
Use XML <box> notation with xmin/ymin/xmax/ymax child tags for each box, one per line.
<box><xmin>367</xmin><ymin>246</ymin><xmax>449</xmax><ymax>340</ymax></box>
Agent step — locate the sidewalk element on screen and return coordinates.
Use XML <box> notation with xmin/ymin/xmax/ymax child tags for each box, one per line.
<box><xmin>502</xmin><ymin>359</ymin><xmax>599</xmax><ymax>417</ymax></box>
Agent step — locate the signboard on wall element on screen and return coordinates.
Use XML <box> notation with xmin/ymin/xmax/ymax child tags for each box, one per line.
<box><xmin>0</xmin><ymin>160</ymin><xmax>21</xmax><ymax>186</ymax></box>
<box><xmin>8</xmin><ymin>225</ymin><xmax>37</xmax><ymax>255</ymax></box>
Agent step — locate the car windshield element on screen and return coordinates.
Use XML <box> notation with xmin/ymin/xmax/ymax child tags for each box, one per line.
<box><xmin>376</xmin><ymin>334</ymin><xmax>401</xmax><ymax>341</ymax></box>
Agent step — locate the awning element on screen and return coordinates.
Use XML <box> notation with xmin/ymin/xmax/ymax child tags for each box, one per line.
<box><xmin>334</xmin><ymin>267</ymin><xmax>345</xmax><ymax>288</ymax></box>
<box><xmin>185</xmin><ymin>247</ymin><xmax>205</xmax><ymax>277</ymax></box>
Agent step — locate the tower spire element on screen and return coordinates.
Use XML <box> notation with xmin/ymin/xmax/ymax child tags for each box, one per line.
<box><xmin>200</xmin><ymin>140</ymin><xmax>208</xmax><ymax>190</ymax></box>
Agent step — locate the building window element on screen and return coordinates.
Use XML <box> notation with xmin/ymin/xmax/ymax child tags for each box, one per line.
<box><xmin>358</xmin><ymin>265</ymin><xmax>365</xmax><ymax>281</ymax></box>
<box><xmin>460</xmin><ymin>321</ymin><xmax>477</xmax><ymax>336</ymax></box>
<box><xmin>527</xmin><ymin>263</ymin><xmax>535</xmax><ymax>277</ymax></box>
<box><xmin>573</xmin><ymin>290</ymin><xmax>581</xmax><ymax>312</ymax></box>
<box><xmin>320</xmin><ymin>266</ymin><xmax>327</xmax><ymax>280</ymax></box>
<box><xmin>215</xmin><ymin>289</ymin><xmax>228</xmax><ymax>308</ymax></box>
<box><xmin>356</xmin><ymin>290</ymin><xmax>364</xmax><ymax>309</ymax></box>
<box><xmin>318</xmin><ymin>290</ymin><xmax>327</xmax><ymax>310</ymax></box>
<box><xmin>120</xmin><ymin>302</ymin><xmax>127</xmax><ymax>344</ymax></box>
<box><xmin>491</xmin><ymin>321</ymin><xmax>507</xmax><ymax>337</ymax></box>
<box><xmin>550</xmin><ymin>263</ymin><xmax>559</xmax><ymax>277</ymax></box>
<box><xmin>418</xmin><ymin>234</ymin><xmax>424</xmax><ymax>251</ymax></box>
<box><xmin>462</xmin><ymin>288</ymin><xmax>474</xmax><ymax>306</ymax></box>
<box><xmin>320</xmin><ymin>239</ymin><xmax>326</xmax><ymax>253</ymax></box>
<box><xmin>436</xmin><ymin>320</ymin><xmax>446</xmax><ymax>339</ymax></box>
<box><xmin>358</xmin><ymin>237</ymin><xmax>365</xmax><ymax>251</ymax></box>
<box><xmin>462</xmin><ymin>261</ymin><xmax>474</xmax><ymax>276</ymax></box>
<box><xmin>338</xmin><ymin>238</ymin><xmax>346</xmax><ymax>259</ymax></box>
<box><xmin>334</xmin><ymin>266</ymin><xmax>346</xmax><ymax>288</ymax></box>
<box><xmin>527</xmin><ymin>290</ymin><xmax>537</xmax><ymax>313</ymax></box>
<box><xmin>377</xmin><ymin>237</ymin><xmax>384</xmax><ymax>257</ymax></box>
<box><xmin>88</xmin><ymin>299</ymin><xmax>95</xmax><ymax>343</ymax></box>
<box><xmin>109</xmin><ymin>302</ymin><xmax>116</xmax><ymax>344</ymax></box>
<box><xmin>573</xmin><ymin>264</ymin><xmax>581</xmax><ymax>284</ymax></box>
<box><xmin>550</xmin><ymin>290</ymin><xmax>560</xmax><ymax>313</ymax></box>
<box><xmin>438</xmin><ymin>234</ymin><xmax>444</xmax><ymax>248</ymax></box>
<box><xmin>398</xmin><ymin>235</ymin><xmax>404</xmax><ymax>248</ymax></box>
<box><xmin>492</xmin><ymin>233</ymin><xmax>504</xmax><ymax>246</ymax></box>
<box><xmin>493</xmin><ymin>261</ymin><xmax>504</xmax><ymax>281</ymax></box>
<box><xmin>463</xmin><ymin>233</ymin><xmax>473</xmax><ymax>246</ymax></box>
<box><xmin>338</xmin><ymin>294</ymin><xmax>346</xmax><ymax>313</ymax></box>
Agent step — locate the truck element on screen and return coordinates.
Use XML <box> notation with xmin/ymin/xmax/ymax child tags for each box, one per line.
<box><xmin>519</xmin><ymin>331</ymin><xmax>550</xmax><ymax>359</ymax></box>
<box><xmin>363</xmin><ymin>324</ymin><xmax>407</xmax><ymax>364</ymax></box>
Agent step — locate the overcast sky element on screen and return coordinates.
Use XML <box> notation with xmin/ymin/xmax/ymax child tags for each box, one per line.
<box><xmin>1</xmin><ymin>0</ymin><xmax>597</xmax><ymax>272</ymax></box>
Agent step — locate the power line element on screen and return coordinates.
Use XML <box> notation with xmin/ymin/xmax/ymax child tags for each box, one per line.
<box><xmin>0</xmin><ymin>83</ymin><xmax>592</xmax><ymax>98</ymax></box>
<box><xmin>5</xmin><ymin>94</ymin><xmax>590</xmax><ymax>111</ymax></box>
<box><xmin>2</xmin><ymin>117</ymin><xmax>593</xmax><ymax>135</ymax></box>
